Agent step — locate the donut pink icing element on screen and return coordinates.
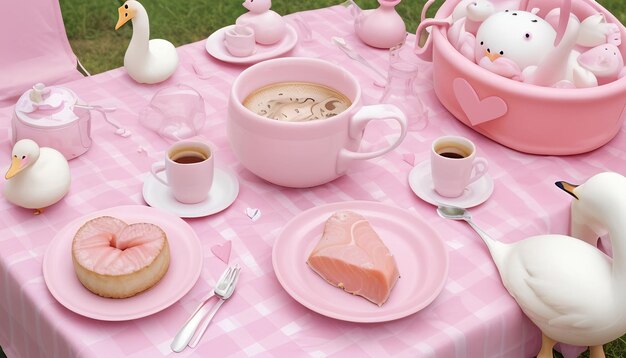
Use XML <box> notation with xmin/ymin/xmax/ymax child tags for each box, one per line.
<box><xmin>72</xmin><ymin>216</ymin><xmax>170</xmax><ymax>298</ymax></box>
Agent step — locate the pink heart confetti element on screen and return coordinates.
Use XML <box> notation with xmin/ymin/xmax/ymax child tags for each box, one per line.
<box><xmin>402</xmin><ymin>153</ymin><xmax>416</xmax><ymax>166</ymax></box>
<box><xmin>245</xmin><ymin>207</ymin><xmax>261</xmax><ymax>222</ymax></box>
<box><xmin>211</xmin><ymin>241</ymin><xmax>232</xmax><ymax>264</ymax></box>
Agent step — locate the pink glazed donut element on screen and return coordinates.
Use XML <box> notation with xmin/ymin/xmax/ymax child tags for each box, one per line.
<box><xmin>72</xmin><ymin>216</ymin><xmax>170</xmax><ymax>298</ymax></box>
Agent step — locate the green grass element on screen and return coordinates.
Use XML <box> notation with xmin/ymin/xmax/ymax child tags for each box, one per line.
<box><xmin>0</xmin><ymin>1</ymin><xmax>623</xmax><ymax>357</ymax></box>
<box><xmin>58</xmin><ymin>0</ymin><xmax>431</xmax><ymax>74</ymax></box>
<box><xmin>58</xmin><ymin>0</ymin><xmax>626</xmax><ymax>74</ymax></box>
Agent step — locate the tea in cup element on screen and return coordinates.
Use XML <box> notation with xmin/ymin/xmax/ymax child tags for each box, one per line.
<box><xmin>227</xmin><ymin>57</ymin><xmax>408</xmax><ymax>188</ymax></box>
<box><xmin>431</xmin><ymin>136</ymin><xmax>488</xmax><ymax>197</ymax></box>
<box><xmin>151</xmin><ymin>140</ymin><xmax>214</xmax><ymax>204</ymax></box>
<box><xmin>224</xmin><ymin>25</ymin><xmax>255</xmax><ymax>57</ymax></box>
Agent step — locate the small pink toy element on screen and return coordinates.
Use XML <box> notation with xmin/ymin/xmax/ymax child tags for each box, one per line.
<box><xmin>354</xmin><ymin>0</ymin><xmax>406</xmax><ymax>49</ymax></box>
<box><xmin>578</xmin><ymin>43</ymin><xmax>625</xmax><ymax>85</ymax></box>
<box><xmin>235</xmin><ymin>0</ymin><xmax>286</xmax><ymax>45</ymax></box>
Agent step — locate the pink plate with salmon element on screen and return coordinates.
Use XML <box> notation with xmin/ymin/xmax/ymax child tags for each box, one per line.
<box><xmin>43</xmin><ymin>205</ymin><xmax>203</xmax><ymax>321</ymax></box>
<box><xmin>272</xmin><ymin>201</ymin><xmax>449</xmax><ymax>323</ymax></box>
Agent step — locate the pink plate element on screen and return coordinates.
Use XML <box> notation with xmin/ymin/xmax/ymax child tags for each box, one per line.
<box><xmin>42</xmin><ymin>205</ymin><xmax>203</xmax><ymax>321</ymax></box>
<box><xmin>272</xmin><ymin>201</ymin><xmax>449</xmax><ymax>323</ymax></box>
<box><xmin>205</xmin><ymin>24</ymin><xmax>298</xmax><ymax>64</ymax></box>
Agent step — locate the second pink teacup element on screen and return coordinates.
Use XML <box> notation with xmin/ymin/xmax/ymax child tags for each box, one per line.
<box><xmin>431</xmin><ymin>136</ymin><xmax>488</xmax><ymax>198</ymax></box>
<box><xmin>151</xmin><ymin>140</ymin><xmax>214</xmax><ymax>204</ymax></box>
<box><xmin>224</xmin><ymin>25</ymin><xmax>255</xmax><ymax>57</ymax></box>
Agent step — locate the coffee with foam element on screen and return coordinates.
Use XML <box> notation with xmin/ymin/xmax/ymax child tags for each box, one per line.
<box><xmin>243</xmin><ymin>82</ymin><xmax>352</xmax><ymax>122</ymax></box>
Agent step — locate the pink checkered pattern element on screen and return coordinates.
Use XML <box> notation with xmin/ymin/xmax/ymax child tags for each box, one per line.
<box><xmin>1</xmin><ymin>5</ymin><xmax>624</xmax><ymax>358</ymax></box>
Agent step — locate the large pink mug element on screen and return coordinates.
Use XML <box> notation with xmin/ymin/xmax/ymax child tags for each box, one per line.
<box><xmin>151</xmin><ymin>140</ymin><xmax>214</xmax><ymax>204</ymax></box>
<box><xmin>227</xmin><ymin>57</ymin><xmax>408</xmax><ymax>188</ymax></box>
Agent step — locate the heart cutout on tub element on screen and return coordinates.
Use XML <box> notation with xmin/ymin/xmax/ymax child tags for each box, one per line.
<box><xmin>453</xmin><ymin>78</ymin><xmax>507</xmax><ymax>126</ymax></box>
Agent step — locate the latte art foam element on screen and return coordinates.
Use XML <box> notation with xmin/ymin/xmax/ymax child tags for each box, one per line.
<box><xmin>243</xmin><ymin>82</ymin><xmax>352</xmax><ymax>122</ymax></box>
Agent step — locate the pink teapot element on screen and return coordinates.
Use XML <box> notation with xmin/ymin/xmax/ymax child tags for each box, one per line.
<box><xmin>354</xmin><ymin>0</ymin><xmax>407</xmax><ymax>49</ymax></box>
<box><xmin>11</xmin><ymin>83</ymin><xmax>126</xmax><ymax>160</ymax></box>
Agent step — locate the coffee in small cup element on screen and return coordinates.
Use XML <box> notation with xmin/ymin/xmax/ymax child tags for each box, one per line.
<box><xmin>242</xmin><ymin>81</ymin><xmax>352</xmax><ymax>122</ymax></box>
<box><xmin>430</xmin><ymin>136</ymin><xmax>488</xmax><ymax>198</ymax></box>
<box><xmin>169</xmin><ymin>147</ymin><xmax>209</xmax><ymax>164</ymax></box>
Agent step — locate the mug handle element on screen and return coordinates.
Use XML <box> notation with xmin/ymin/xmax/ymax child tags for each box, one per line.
<box><xmin>337</xmin><ymin>104</ymin><xmax>407</xmax><ymax>172</ymax></box>
<box><xmin>468</xmin><ymin>157</ymin><xmax>488</xmax><ymax>184</ymax></box>
<box><xmin>414</xmin><ymin>18</ymin><xmax>450</xmax><ymax>62</ymax></box>
<box><xmin>151</xmin><ymin>161</ymin><xmax>169</xmax><ymax>186</ymax></box>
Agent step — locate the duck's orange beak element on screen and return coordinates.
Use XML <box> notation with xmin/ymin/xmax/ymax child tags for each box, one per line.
<box><xmin>485</xmin><ymin>50</ymin><xmax>502</xmax><ymax>62</ymax></box>
<box><xmin>115</xmin><ymin>4</ymin><xmax>135</xmax><ymax>30</ymax></box>
<box><xmin>555</xmin><ymin>181</ymin><xmax>579</xmax><ymax>200</ymax></box>
<box><xmin>5</xmin><ymin>157</ymin><xmax>22</xmax><ymax>180</ymax></box>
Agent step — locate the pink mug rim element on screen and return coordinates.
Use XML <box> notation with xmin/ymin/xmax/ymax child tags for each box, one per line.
<box><xmin>230</xmin><ymin>57</ymin><xmax>363</xmax><ymax>128</ymax></box>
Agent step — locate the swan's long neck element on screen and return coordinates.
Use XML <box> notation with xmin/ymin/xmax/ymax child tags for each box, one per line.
<box><xmin>128</xmin><ymin>8</ymin><xmax>150</xmax><ymax>55</ymax></box>
<box><xmin>607</xmin><ymin>219</ymin><xmax>626</xmax><ymax>286</ymax></box>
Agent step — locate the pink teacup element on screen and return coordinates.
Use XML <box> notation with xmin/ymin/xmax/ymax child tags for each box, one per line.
<box><xmin>227</xmin><ymin>57</ymin><xmax>408</xmax><ymax>188</ymax></box>
<box><xmin>151</xmin><ymin>140</ymin><xmax>214</xmax><ymax>204</ymax></box>
<box><xmin>431</xmin><ymin>136</ymin><xmax>488</xmax><ymax>198</ymax></box>
<box><xmin>224</xmin><ymin>25</ymin><xmax>255</xmax><ymax>57</ymax></box>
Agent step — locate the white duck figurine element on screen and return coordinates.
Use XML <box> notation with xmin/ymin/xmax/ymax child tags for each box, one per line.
<box><xmin>115</xmin><ymin>0</ymin><xmax>178</xmax><ymax>84</ymax></box>
<box><xmin>235</xmin><ymin>0</ymin><xmax>286</xmax><ymax>45</ymax></box>
<box><xmin>438</xmin><ymin>172</ymin><xmax>626</xmax><ymax>358</ymax></box>
<box><xmin>3</xmin><ymin>139</ymin><xmax>70</xmax><ymax>214</ymax></box>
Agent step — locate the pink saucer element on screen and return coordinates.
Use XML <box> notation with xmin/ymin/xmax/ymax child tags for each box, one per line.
<box><xmin>42</xmin><ymin>205</ymin><xmax>203</xmax><ymax>321</ymax></box>
<box><xmin>408</xmin><ymin>160</ymin><xmax>494</xmax><ymax>208</ymax></box>
<box><xmin>205</xmin><ymin>24</ymin><xmax>298</xmax><ymax>64</ymax></box>
<box><xmin>272</xmin><ymin>201</ymin><xmax>449</xmax><ymax>323</ymax></box>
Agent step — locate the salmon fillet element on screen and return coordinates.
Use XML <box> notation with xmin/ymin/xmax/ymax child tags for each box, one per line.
<box><xmin>307</xmin><ymin>211</ymin><xmax>400</xmax><ymax>306</ymax></box>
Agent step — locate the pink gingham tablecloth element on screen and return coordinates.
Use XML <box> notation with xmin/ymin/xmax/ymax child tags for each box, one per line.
<box><xmin>1</xmin><ymin>5</ymin><xmax>625</xmax><ymax>358</ymax></box>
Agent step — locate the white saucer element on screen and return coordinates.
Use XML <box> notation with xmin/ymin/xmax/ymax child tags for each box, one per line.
<box><xmin>408</xmin><ymin>160</ymin><xmax>494</xmax><ymax>208</ymax></box>
<box><xmin>205</xmin><ymin>24</ymin><xmax>298</xmax><ymax>64</ymax></box>
<box><xmin>142</xmin><ymin>167</ymin><xmax>239</xmax><ymax>218</ymax></box>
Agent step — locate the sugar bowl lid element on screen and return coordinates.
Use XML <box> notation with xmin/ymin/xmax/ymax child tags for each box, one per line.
<box><xmin>15</xmin><ymin>83</ymin><xmax>79</xmax><ymax>128</ymax></box>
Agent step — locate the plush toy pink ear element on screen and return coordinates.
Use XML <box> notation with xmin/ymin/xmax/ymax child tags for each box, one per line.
<box><xmin>578</xmin><ymin>44</ymin><xmax>624</xmax><ymax>78</ymax></box>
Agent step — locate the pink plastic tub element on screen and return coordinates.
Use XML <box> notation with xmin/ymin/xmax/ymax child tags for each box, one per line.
<box><xmin>415</xmin><ymin>0</ymin><xmax>626</xmax><ymax>155</ymax></box>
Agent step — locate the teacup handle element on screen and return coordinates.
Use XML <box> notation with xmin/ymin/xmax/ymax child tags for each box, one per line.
<box><xmin>338</xmin><ymin>104</ymin><xmax>407</xmax><ymax>172</ymax></box>
<box><xmin>151</xmin><ymin>161</ymin><xmax>169</xmax><ymax>186</ymax></box>
<box><xmin>468</xmin><ymin>157</ymin><xmax>488</xmax><ymax>184</ymax></box>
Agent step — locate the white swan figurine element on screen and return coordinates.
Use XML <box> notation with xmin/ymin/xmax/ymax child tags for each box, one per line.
<box><xmin>3</xmin><ymin>139</ymin><xmax>70</xmax><ymax>215</ymax></box>
<box><xmin>115</xmin><ymin>0</ymin><xmax>179</xmax><ymax>84</ymax></box>
<box><xmin>439</xmin><ymin>172</ymin><xmax>626</xmax><ymax>358</ymax></box>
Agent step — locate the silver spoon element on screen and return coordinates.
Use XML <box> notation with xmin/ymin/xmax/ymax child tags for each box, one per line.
<box><xmin>436</xmin><ymin>205</ymin><xmax>499</xmax><ymax>252</ymax></box>
<box><xmin>331</xmin><ymin>37</ymin><xmax>387</xmax><ymax>87</ymax></box>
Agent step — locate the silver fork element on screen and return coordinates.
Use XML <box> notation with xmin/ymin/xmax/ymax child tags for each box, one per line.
<box><xmin>188</xmin><ymin>264</ymin><xmax>241</xmax><ymax>348</ymax></box>
<box><xmin>170</xmin><ymin>265</ymin><xmax>239</xmax><ymax>352</ymax></box>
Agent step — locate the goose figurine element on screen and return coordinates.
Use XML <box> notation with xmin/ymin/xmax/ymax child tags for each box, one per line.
<box><xmin>115</xmin><ymin>0</ymin><xmax>179</xmax><ymax>84</ymax></box>
<box><xmin>235</xmin><ymin>0</ymin><xmax>286</xmax><ymax>45</ymax></box>
<box><xmin>438</xmin><ymin>172</ymin><xmax>626</xmax><ymax>358</ymax></box>
<box><xmin>3</xmin><ymin>139</ymin><xmax>70</xmax><ymax>214</ymax></box>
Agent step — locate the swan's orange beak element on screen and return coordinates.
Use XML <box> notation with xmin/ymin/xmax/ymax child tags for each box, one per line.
<box><xmin>115</xmin><ymin>4</ymin><xmax>135</xmax><ymax>30</ymax></box>
<box><xmin>5</xmin><ymin>157</ymin><xmax>23</xmax><ymax>180</ymax></box>
<box><xmin>555</xmin><ymin>181</ymin><xmax>579</xmax><ymax>200</ymax></box>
